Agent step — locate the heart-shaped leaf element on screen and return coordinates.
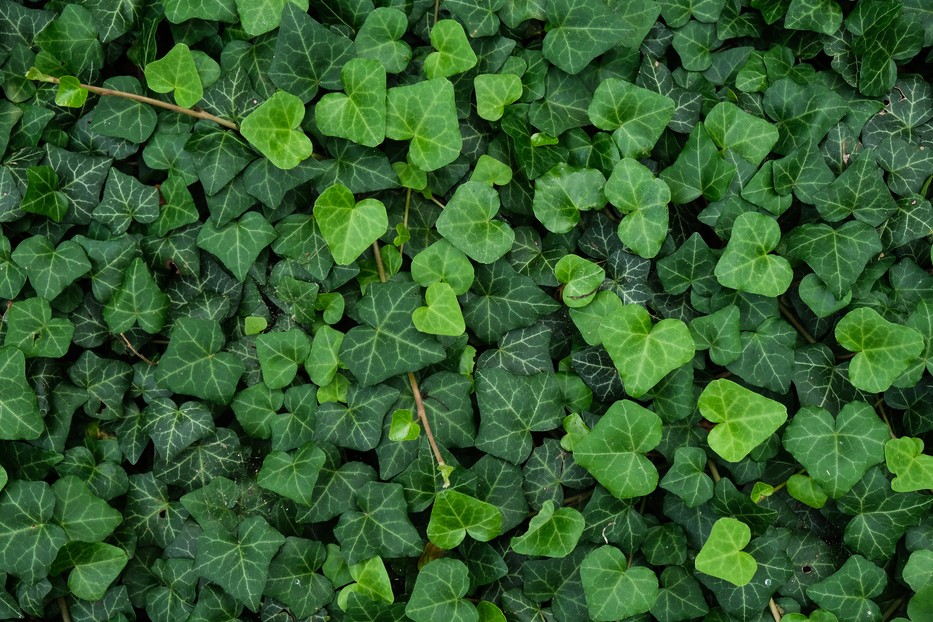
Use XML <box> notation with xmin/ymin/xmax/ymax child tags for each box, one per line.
<box><xmin>661</xmin><ymin>123</ymin><xmax>736</xmax><ymax>203</ymax></box>
<box><xmin>600</xmin><ymin>304</ymin><xmax>695</xmax><ymax>398</ymax></box>
<box><xmin>315</xmin><ymin>58</ymin><xmax>386</xmax><ymax>148</ymax></box>
<box><xmin>413</xmin><ymin>282</ymin><xmax>465</xmax><ymax>336</ymax></box>
<box><xmin>258</xmin><ymin>442</ymin><xmax>326</xmax><ymax>506</ymax></box>
<box><xmin>436</xmin><ymin>181</ymin><xmax>515</xmax><ymax>264</ymax></box>
<box><xmin>52</xmin><ymin>541</ymin><xmax>128</xmax><ymax>602</ymax></box>
<box><xmin>835</xmin><ymin>307</ymin><xmax>924</xmax><ymax>393</ymax></box>
<box><xmin>699</xmin><ymin>378</ymin><xmax>788</xmax><ymax>462</ymax></box>
<box><xmin>427</xmin><ymin>489</ymin><xmax>503</xmax><ymax>549</ymax></box>
<box><xmin>714</xmin><ymin>211</ymin><xmax>793</xmax><ymax>296</ymax></box>
<box><xmin>156</xmin><ymin>317</ymin><xmax>246</xmax><ymax>404</ymax></box>
<box><xmin>533</xmin><ymin>164</ymin><xmax>607</xmax><ymax>234</ymax></box>
<box><xmin>885</xmin><ymin>437</ymin><xmax>933</xmax><ymax>493</ymax></box>
<box><xmin>785</xmin><ymin>221</ymin><xmax>882</xmax><ymax>298</ymax></box>
<box><xmin>605</xmin><ymin>158</ymin><xmax>671</xmax><ymax>258</ymax></box>
<box><xmin>704</xmin><ymin>101</ymin><xmax>779</xmax><ymax>167</ymax></box>
<box><xmin>555</xmin><ymin>254</ymin><xmax>605</xmax><ymax>308</ymax></box>
<box><xmin>256</xmin><ymin>329</ymin><xmax>311</xmax><ymax>389</ymax></box>
<box><xmin>411</xmin><ymin>239</ymin><xmax>475</xmax><ymax>295</ymax></box>
<box><xmin>388</xmin><ymin>409</ymin><xmax>420</xmax><ymax>442</ymax></box>
<box><xmin>574</xmin><ymin>400</ymin><xmax>662</xmax><ymax>499</ymax></box>
<box><xmin>695</xmin><ymin>517</ymin><xmax>757</xmax><ymax>586</ymax></box>
<box><xmin>406</xmin><ymin>558</ymin><xmax>477</xmax><ymax>622</ymax></box>
<box><xmin>22</xmin><ymin>165</ymin><xmax>68</xmax><ymax>222</ymax></box>
<box><xmin>510</xmin><ymin>500</ymin><xmax>584</xmax><ymax>558</ymax></box>
<box><xmin>0</xmin><ymin>347</ymin><xmax>42</xmax><ymax>440</ymax></box>
<box><xmin>386</xmin><ymin>78</ymin><xmax>461</xmax><ymax>171</ymax></box>
<box><xmin>197</xmin><ymin>211</ymin><xmax>277</xmax><ymax>281</ymax></box>
<box><xmin>11</xmin><ymin>236</ymin><xmax>91</xmax><ymax>302</ymax></box>
<box><xmin>103</xmin><ymin>257</ymin><xmax>170</xmax><ymax>334</ymax></box>
<box><xmin>4</xmin><ymin>297</ymin><xmax>74</xmax><ymax>358</ymax></box>
<box><xmin>240</xmin><ymin>91</ymin><xmax>313</xmax><ymax>170</ymax></box>
<box><xmin>355</xmin><ymin>8</ymin><xmax>411</xmax><ymax>73</ymax></box>
<box><xmin>424</xmin><ymin>20</ymin><xmax>477</xmax><ymax>79</ymax></box>
<box><xmin>588</xmin><ymin>78</ymin><xmax>675</xmax><ymax>157</ymax></box>
<box><xmin>580</xmin><ymin>545</ymin><xmax>659</xmax><ymax>621</ymax></box>
<box><xmin>313</xmin><ymin>184</ymin><xmax>388</xmax><ymax>266</ymax></box>
<box><xmin>474</xmin><ymin>73</ymin><xmax>522</xmax><ymax>121</ymax></box>
<box><xmin>144</xmin><ymin>43</ymin><xmax>203</xmax><ymax>108</ymax></box>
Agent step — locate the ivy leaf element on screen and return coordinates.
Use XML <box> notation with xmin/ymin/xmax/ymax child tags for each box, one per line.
<box><xmin>144</xmin><ymin>43</ymin><xmax>203</xmax><ymax>108</ymax></box>
<box><xmin>807</xmin><ymin>555</ymin><xmax>886</xmax><ymax>622</ymax></box>
<box><xmin>4</xmin><ymin>297</ymin><xmax>74</xmax><ymax>358</ymax></box>
<box><xmin>406</xmin><ymin>558</ymin><xmax>477</xmax><ymax>622</ymax></box>
<box><xmin>256</xmin><ymin>329</ymin><xmax>311</xmax><ymax>389</ymax></box>
<box><xmin>695</xmin><ymin>517</ymin><xmax>758</xmax><ymax>586</ymax></box>
<box><xmin>424</xmin><ymin>20</ymin><xmax>477</xmax><ymax>79</ymax></box>
<box><xmin>413</xmin><ymin>282</ymin><xmax>466</xmax><ymax>337</ymax></box>
<box><xmin>704</xmin><ymin>101</ymin><xmax>779</xmax><ymax>167</ymax></box>
<box><xmin>94</xmin><ymin>168</ymin><xmax>160</xmax><ymax>235</ymax></box>
<box><xmin>661</xmin><ymin>124</ymin><xmax>736</xmax><ymax>203</ymax></box>
<box><xmin>605</xmin><ymin>158</ymin><xmax>671</xmax><ymax>258</ymax></box>
<box><xmin>411</xmin><ymin>239</ymin><xmax>475</xmax><ymax>295</ymax></box>
<box><xmin>315</xmin><ymin>383</ymin><xmax>399</xmax><ymax>451</ymax></box>
<box><xmin>763</xmin><ymin>79</ymin><xmax>848</xmax><ymax>155</ymax></box>
<box><xmin>714</xmin><ymin>212</ymin><xmax>793</xmax><ymax>297</ymax></box>
<box><xmin>0</xmin><ymin>347</ymin><xmax>43</xmax><ymax>440</ymax></box>
<box><xmin>52</xmin><ymin>541</ymin><xmax>128</xmax><ymax>602</ymax></box>
<box><xmin>52</xmin><ymin>475</ymin><xmax>121</xmax><ymax>543</ymax></box>
<box><xmin>699</xmin><ymin>378</ymin><xmax>788</xmax><ymax>462</ymax></box>
<box><xmin>510</xmin><ymin>500</ymin><xmax>584</xmax><ymax>558</ymax></box>
<box><xmin>146</xmin><ymin>398</ymin><xmax>215</xmax><ymax>462</ymax></box>
<box><xmin>835</xmin><ymin>307</ymin><xmax>924</xmax><ymax>393</ymax></box>
<box><xmin>436</xmin><ymin>181</ymin><xmax>515</xmax><ymax>263</ymax></box>
<box><xmin>11</xmin><ymin>236</ymin><xmax>91</xmax><ymax>301</ymax></box>
<box><xmin>355</xmin><ymin>8</ymin><xmax>411</xmax><ymax>74</ymax></box>
<box><xmin>385</xmin><ymin>78</ymin><xmax>461</xmax><ymax>171</ymax></box>
<box><xmin>813</xmin><ymin>150</ymin><xmax>897</xmax><ymax>225</ymax></box>
<box><xmin>600</xmin><ymin>304</ymin><xmax>695</xmax><ymax>398</ymax></box>
<box><xmin>659</xmin><ymin>446</ymin><xmax>715</xmax><ymax>508</ymax></box>
<box><xmin>102</xmin><ymin>257</ymin><xmax>170</xmax><ymax>334</ymax></box>
<box><xmin>0</xmin><ymin>481</ymin><xmax>67</xmax><ymax>582</ymax></box>
<box><xmin>265</xmin><ymin>537</ymin><xmax>333</xmax><ymax>619</ymax></box>
<box><xmin>427</xmin><ymin>489</ymin><xmax>503</xmax><ymax>549</ymax></box>
<box><xmin>543</xmin><ymin>0</ymin><xmax>659</xmax><ymax>74</ymax></box>
<box><xmin>474</xmin><ymin>74</ymin><xmax>523</xmax><ymax>121</ymax></box>
<box><xmin>785</xmin><ymin>221</ymin><xmax>882</xmax><ymax>299</ymax></box>
<box><xmin>588</xmin><ymin>79</ymin><xmax>675</xmax><ymax>158</ymax></box>
<box><xmin>315</xmin><ymin>58</ymin><xmax>387</xmax><ymax>148</ymax></box>
<box><xmin>533</xmin><ymin>164</ymin><xmax>607</xmax><ymax>234</ymax></box>
<box><xmin>197</xmin><ymin>210</ymin><xmax>276</xmax><ymax>282</ymax></box>
<box><xmin>574</xmin><ymin>400</ymin><xmax>662</xmax><ymax>500</ymax></box>
<box><xmin>555</xmin><ymin>254</ymin><xmax>605</xmax><ymax>308</ymax></box>
<box><xmin>34</xmin><ymin>5</ymin><xmax>103</xmax><ymax>77</ymax></box>
<box><xmin>257</xmin><ymin>442</ymin><xmax>326</xmax><ymax>505</ymax></box>
<box><xmin>313</xmin><ymin>183</ymin><xmax>388</xmax><ymax>266</ymax></box>
<box><xmin>196</xmin><ymin>515</ymin><xmax>286</xmax><ymax>612</ymax></box>
<box><xmin>240</xmin><ymin>91</ymin><xmax>313</xmax><ymax>170</ymax></box>
<box><xmin>156</xmin><ymin>317</ymin><xmax>246</xmax><ymax>404</ymax></box>
<box><xmin>580</xmin><ymin>545</ymin><xmax>659</xmax><ymax>621</ymax></box>
<box><xmin>884</xmin><ymin>437</ymin><xmax>933</xmax><ymax>492</ymax></box>
<box><xmin>785</xmin><ymin>0</ymin><xmax>843</xmax><ymax>35</ymax></box>
<box><xmin>22</xmin><ymin>165</ymin><xmax>68</xmax><ymax>222</ymax></box>
<box><xmin>334</xmin><ymin>481</ymin><xmax>422</xmax><ymax>564</ymax></box>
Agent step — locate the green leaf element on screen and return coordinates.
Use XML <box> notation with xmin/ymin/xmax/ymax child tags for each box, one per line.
<box><xmin>588</xmin><ymin>79</ymin><xmax>675</xmax><ymax>158</ymax></box>
<box><xmin>315</xmin><ymin>383</ymin><xmax>398</xmax><ymax>451</ymax></box>
<box><xmin>12</xmin><ymin>236</ymin><xmax>91</xmax><ymax>301</ymax></box>
<box><xmin>4</xmin><ymin>297</ymin><xmax>73</xmax><ymax>358</ymax></box>
<box><xmin>427</xmin><ymin>489</ymin><xmax>503</xmax><ymax>549</ymax></box>
<box><xmin>671</xmin><ymin>20</ymin><xmax>719</xmax><ymax>71</ymax></box>
<box><xmin>659</xmin><ymin>446</ymin><xmax>715</xmax><ymax>508</ymax></box>
<box><xmin>198</xmin><ymin>207</ymin><xmax>276</xmax><ymax>280</ymax></box>
<box><xmin>406</xmin><ymin>559</ymin><xmax>477</xmax><ymax>622</ymax></box>
<box><xmin>256</xmin><ymin>329</ymin><xmax>310</xmax><ymax>389</ymax></box>
<box><xmin>411</xmin><ymin>239</ymin><xmax>475</xmax><ymax>295</ymax></box>
<box><xmin>55</xmin><ymin>75</ymin><xmax>87</xmax><ymax>107</ymax></box>
<box><xmin>334</xmin><ymin>481</ymin><xmax>422</xmax><ymax>564</ymax></box>
<box><xmin>34</xmin><ymin>5</ymin><xmax>103</xmax><ymax>77</ymax></box>
<box><xmin>474</xmin><ymin>74</ymin><xmax>523</xmax><ymax>121</ymax></box>
<box><xmin>783</xmin><ymin>402</ymin><xmax>890</xmax><ymax>498</ymax></box>
<box><xmin>695</xmin><ymin>517</ymin><xmax>758</xmax><ymax>586</ymax></box>
<box><xmin>813</xmin><ymin>150</ymin><xmax>897</xmax><ymax>225</ymax></box>
<box><xmin>835</xmin><ymin>307</ymin><xmax>924</xmax><ymax>393</ymax></box>
<box><xmin>265</xmin><ymin>537</ymin><xmax>333</xmax><ymax>618</ymax></box>
<box><xmin>0</xmin><ymin>481</ymin><xmax>67</xmax><ymax>582</ymax></box>
<box><xmin>413</xmin><ymin>282</ymin><xmax>466</xmax><ymax>337</ymax></box>
<box><xmin>94</xmin><ymin>168</ymin><xmax>160</xmax><ymax>235</ymax></box>
<box><xmin>355</xmin><ymin>8</ymin><xmax>411</xmax><ymax>74</ymax></box>
<box><xmin>385</xmin><ymin>78</ymin><xmax>462</xmax><ymax>171</ymax></box>
<box><xmin>543</xmin><ymin>0</ymin><xmax>660</xmax><ymax>74</ymax></box>
<box><xmin>53</xmin><ymin>541</ymin><xmax>128</xmax><ymax>602</ymax></box>
<box><xmin>389</xmin><ymin>409</ymin><xmax>420</xmax><ymax>442</ymax></box>
<box><xmin>22</xmin><ymin>165</ymin><xmax>68</xmax><ymax>222</ymax></box>
<box><xmin>533</xmin><ymin>164</ymin><xmax>606</xmax><ymax>234</ymax></box>
<box><xmin>714</xmin><ymin>212</ymin><xmax>793</xmax><ymax>296</ymax></box>
<box><xmin>555</xmin><ymin>254</ymin><xmax>605</xmax><ymax>308</ymax></box>
<box><xmin>424</xmin><ymin>20</ymin><xmax>477</xmax><ymax>80</ymax></box>
<box><xmin>786</xmin><ymin>474</ymin><xmax>829</xmax><ymax>509</ymax></box>
<box><xmin>661</xmin><ymin>124</ymin><xmax>736</xmax><ymax>203</ymax></box>
<box><xmin>436</xmin><ymin>181</ymin><xmax>515</xmax><ymax>263</ymax></box>
<box><xmin>699</xmin><ymin>378</ymin><xmax>788</xmax><ymax>462</ymax></box>
<box><xmin>785</xmin><ymin>0</ymin><xmax>843</xmax><ymax>35</ymax></box>
<box><xmin>885</xmin><ymin>437</ymin><xmax>933</xmax><ymax>493</ymax></box>
<box><xmin>313</xmin><ymin>183</ymin><xmax>388</xmax><ymax>266</ymax></box>
<box><xmin>240</xmin><ymin>91</ymin><xmax>313</xmax><ymax>170</ymax></box>
<box><xmin>599</xmin><ymin>304</ymin><xmax>695</xmax><ymax>398</ymax></box>
<box><xmin>580</xmin><ymin>545</ymin><xmax>659</xmax><ymax>621</ymax></box>
<box><xmin>144</xmin><ymin>43</ymin><xmax>203</xmax><ymax>108</ymax></box>
<box><xmin>605</xmin><ymin>158</ymin><xmax>671</xmax><ymax>258</ymax></box>
<box><xmin>258</xmin><ymin>442</ymin><xmax>326</xmax><ymax>505</ymax></box>
<box><xmin>807</xmin><ymin>555</ymin><xmax>886</xmax><ymax>622</ymax></box>
<box><xmin>338</xmin><ymin>555</ymin><xmax>394</xmax><ymax>608</ymax></box>
<box><xmin>705</xmin><ymin>101</ymin><xmax>779</xmax><ymax>167</ymax></box>
<box><xmin>574</xmin><ymin>400</ymin><xmax>661</xmax><ymax>499</ymax></box>
<box><xmin>146</xmin><ymin>398</ymin><xmax>214</xmax><ymax>461</ymax></box>
<box><xmin>156</xmin><ymin>317</ymin><xmax>246</xmax><ymax>404</ymax></box>
<box><xmin>785</xmin><ymin>221</ymin><xmax>882</xmax><ymax>299</ymax></box>
<box><xmin>510</xmin><ymin>500</ymin><xmax>584</xmax><ymax>558</ymax></box>
<box><xmin>0</xmin><ymin>346</ymin><xmax>42</xmax><ymax>440</ymax></box>
<box><xmin>196</xmin><ymin>515</ymin><xmax>286</xmax><ymax>612</ymax></box>
<box><xmin>315</xmin><ymin>58</ymin><xmax>387</xmax><ymax>148</ymax></box>
<box><xmin>52</xmin><ymin>475</ymin><xmax>121</xmax><ymax>542</ymax></box>
<box><xmin>763</xmin><ymin>79</ymin><xmax>848</xmax><ymax>155</ymax></box>
<box><xmin>103</xmin><ymin>257</ymin><xmax>170</xmax><ymax>334</ymax></box>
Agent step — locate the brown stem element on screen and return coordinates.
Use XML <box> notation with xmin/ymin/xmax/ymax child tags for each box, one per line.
<box><xmin>562</xmin><ymin>490</ymin><xmax>594</xmax><ymax>507</ymax></box>
<box><xmin>875</xmin><ymin>399</ymin><xmax>897</xmax><ymax>439</ymax></box>
<box><xmin>767</xmin><ymin>598</ymin><xmax>782</xmax><ymax>622</ymax></box>
<box><xmin>58</xmin><ymin>597</ymin><xmax>72</xmax><ymax>622</ymax></box>
<box><xmin>34</xmin><ymin>74</ymin><xmax>239</xmax><ymax>130</ymax></box>
<box><xmin>372</xmin><ymin>241</ymin><xmax>387</xmax><ymax>283</ymax></box>
<box><xmin>778</xmin><ymin>299</ymin><xmax>816</xmax><ymax>344</ymax></box>
<box><xmin>119</xmin><ymin>333</ymin><xmax>155</xmax><ymax>366</ymax></box>
<box><xmin>882</xmin><ymin>595</ymin><xmax>907</xmax><ymax>622</ymax></box>
<box><xmin>434</xmin><ymin>0</ymin><xmax>440</xmax><ymax>25</ymax></box>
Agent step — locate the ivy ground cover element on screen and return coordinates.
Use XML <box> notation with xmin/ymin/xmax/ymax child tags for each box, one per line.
<box><xmin>0</xmin><ymin>0</ymin><xmax>932</xmax><ymax>621</ymax></box>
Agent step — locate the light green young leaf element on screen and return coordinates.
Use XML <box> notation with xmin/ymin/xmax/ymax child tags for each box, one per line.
<box><xmin>555</xmin><ymin>254</ymin><xmax>605</xmax><ymax>308</ymax></box>
<box><xmin>574</xmin><ymin>400</ymin><xmax>662</xmax><ymax>499</ymax></box>
<box><xmin>599</xmin><ymin>304</ymin><xmax>695</xmax><ymax>398</ymax></box>
<box><xmin>411</xmin><ymin>239</ymin><xmax>475</xmax><ymax>295</ymax></box>
<box><xmin>54</xmin><ymin>75</ymin><xmax>87</xmax><ymax>107</ymax></box>
<box><xmin>355</xmin><ymin>8</ymin><xmax>411</xmax><ymax>73</ymax></box>
<box><xmin>510</xmin><ymin>500</ymin><xmax>584</xmax><ymax>558</ymax></box>
<box><xmin>885</xmin><ymin>437</ymin><xmax>933</xmax><ymax>492</ymax></box>
<box><xmin>694</xmin><ymin>517</ymin><xmax>757</xmax><ymax>586</ymax></box>
<box><xmin>406</xmin><ymin>559</ymin><xmax>477</xmax><ymax>622</ymax></box>
<box><xmin>424</xmin><ymin>20</ymin><xmax>477</xmax><ymax>79</ymax></box>
<box><xmin>413</xmin><ymin>282</ymin><xmax>466</xmax><ymax>337</ymax></box>
<box><xmin>605</xmin><ymin>158</ymin><xmax>671</xmax><ymax>258</ymax></box>
<box><xmin>699</xmin><ymin>378</ymin><xmax>788</xmax><ymax>462</ymax></box>
<box><xmin>389</xmin><ymin>409</ymin><xmax>420</xmax><ymax>442</ymax></box>
<box><xmin>240</xmin><ymin>91</ymin><xmax>313</xmax><ymax>170</ymax></box>
<box><xmin>427</xmin><ymin>489</ymin><xmax>503</xmax><ymax>549</ymax></box>
<box><xmin>474</xmin><ymin>73</ymin><xmax>523</xmax><ymax>121</ymax></box>
<box><xmin>835</xmin><ymin>307</ymin><xmax>924</xmax><ymax>393</ymax></box>
<box><xmin>315</xmin><ymin>58</ymin><xmax>387</xmax><ymax>148</ymax></box>
<box><xmin>386</xmin><ymin>78</ymin><xmax>462</xmax><ymax>171</ymax></box>
<box><xmin>588</xmin><ymin>78</ymin><xmax>675</xmax><ymax>158</ymax></box>
<box><xmin>714</xmin><ymin>212</ymin><xmax>793</xmax><ymax>297</ymax></box>
<box><xmin>144</xmin><ymin>43</ymin><xmax>203</xmax><ymax>108</ymax></box>
<box><xmin>436</xmin><ymin>181</ymin><xmax>515</xmax><ymax>263</ymax></box>
<box><xmin>313</xmin><ymin>183</ymin><xmax>388</xmax><ymax>266</ymax></box>
<box><xmin>786</xmin><ymin>474</ymin><xmax>829</xmax><ymax>509</ymax></box>
<box><xmin>580</xmin><ymin>545</ymin><xmax>659</xmax><ymax>621</ymax></box>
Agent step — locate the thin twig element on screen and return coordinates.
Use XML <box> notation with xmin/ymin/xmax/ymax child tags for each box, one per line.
<box><xmin>707</xmin><ymin>459</ymin><xmax>722</xmax><ymax>483</ymax></box>
<box><xmin>408</xmin><ymin>371</ymin><xmax>450</xmax><ymax>487</ymax></box>
<box><xmin>562</xmin><ymin>490</ymin><xmax>593</xmax><ymax>507</ymax></box>
<box><xmin>434</xmin><ymin>0</ymin><xmax>440</xmax><ymax>26</ymax></box>
<box><xmin>32</xmin><ymin>74</ymin><xmax>239</xmax><ymax>130</ymax></box>
<box><xmin>778</xmin><ymin>299</ymin><xmax>816</xmax><ymax>344</ymax></box>
<box><xmin>119</xmin><ymin>333</ymin><xmax>155</xmax><ymax>366</ymax></box>
<box><xmin>429</xmin><ymin>196</ymin><xmax>446</xmax><ymax>209</ymax></box>
<box><xmin>882</xmin><ymin>594</ymin><xmax>907</xmax><ymax>622</ymax></box>
<box><xmin>58</xmin><ymin>597</ymin><xmax>72</xmax><ymax>622</ymax></box>
<box><xmin>372</xmin><ymin>241</ymin><xmax>387</xmax><ymax>283</ymax></box>
<box><xmin>399</xmin><ymin>187</ymin><xmax>412</xmax><ymax>256</ymax></box>
<box><xmin>767</xmin><ymin>598</ymin><xmax>782</xmax><ymax>622</ymax></box>
<box><xmin>875</xmin><ymin>398</ymin><xmax>897</xmax><ymax>439</ymax></box>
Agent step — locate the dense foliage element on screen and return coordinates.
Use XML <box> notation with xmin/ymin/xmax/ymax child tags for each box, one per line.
<box><xmin>0</xmin><ymin>0</ymin><xmax>932</xmax><ymax>621</ymax></box>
